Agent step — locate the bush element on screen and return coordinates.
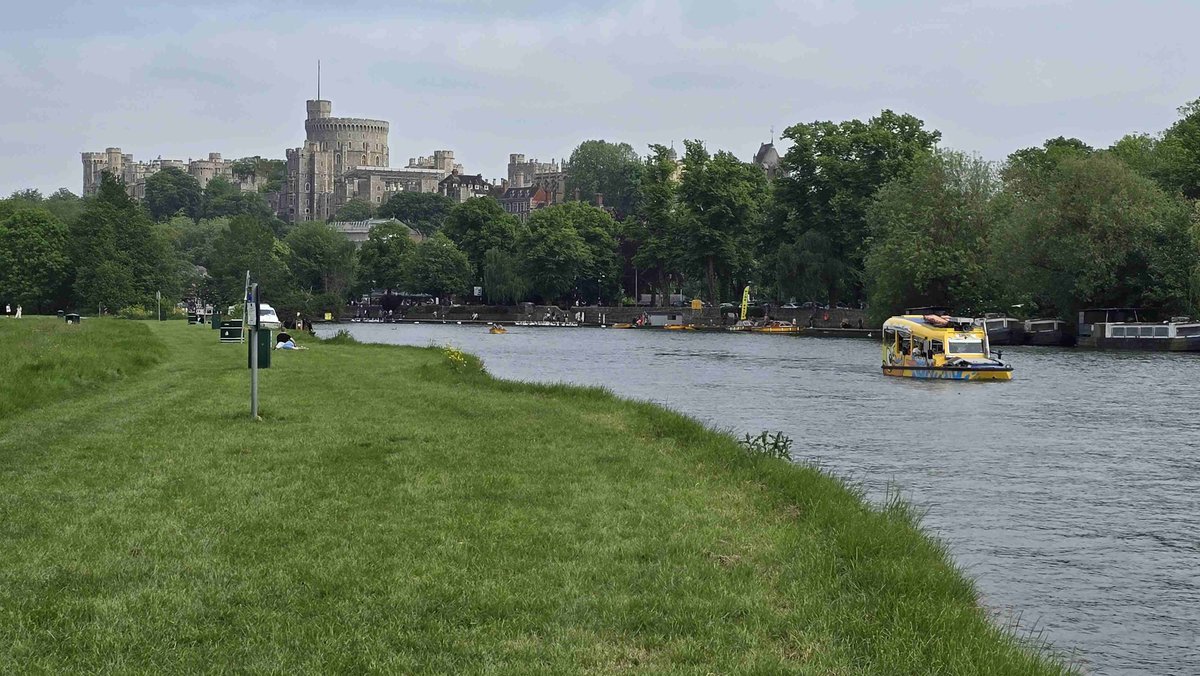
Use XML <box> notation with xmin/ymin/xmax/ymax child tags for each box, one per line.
<box><xmin>117</xmin><ymin>305</ymin><xmax>187</xmax><ymax>321</ymax></box>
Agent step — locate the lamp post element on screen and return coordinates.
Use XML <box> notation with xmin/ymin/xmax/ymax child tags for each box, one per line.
<box><xmin>597</xmin><ymin>273</ymin><xmax>605</xmax><ymax>306</ymax></box>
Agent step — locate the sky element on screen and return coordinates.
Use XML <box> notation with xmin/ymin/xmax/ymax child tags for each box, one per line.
<box><xmin>2</xmin><ymin>0</ymin><xmax>1198</xmax><ymax>196</ymax></box>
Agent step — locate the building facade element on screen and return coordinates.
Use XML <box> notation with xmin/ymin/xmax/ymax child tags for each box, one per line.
<box><xmin>81</xmin><ymin>149</ymin><xmax>257</xmax><ymax>198</ymax></box>
<box><xmin>438</xmin><ymin>171</ymin><xmax>493</xmax><ymax>202</ymax></box>
<box><xmin>498</xmin><ymin>185</ymin><xmax>549</xmax><ymax>222</ymax></box>
<box><xmin>506</xmin><ymin>154</ymin><xmax>569</xmax><ymax>204</ymax></box>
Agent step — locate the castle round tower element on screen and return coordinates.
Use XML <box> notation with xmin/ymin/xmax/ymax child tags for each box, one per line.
<box><xmin>303</xmin><ymin>99</ymin><xmax>389</xmax><ymax>168</ymax></box>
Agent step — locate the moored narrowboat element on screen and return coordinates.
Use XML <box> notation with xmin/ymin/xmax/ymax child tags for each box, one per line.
<box><xmin>1077</xmin><ymin>308</ymin><xmax>1200</xmax><ymax>351</ymax></box>
<box><xmin>1024</xmin><ymin>318</ymin><xmax>1076</xmax><ymax>347</ymax></box>
<box><xmin>977</xmin><ymin>314</ymin><xmax>1026</xmax><ymax>345</ymax></box>
<box><xmin>882</xmin><ymin>314</ymin><xmax>1013</xmax><ymax>380</ymax></box>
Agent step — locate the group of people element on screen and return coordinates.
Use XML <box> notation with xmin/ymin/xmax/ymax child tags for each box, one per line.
<box><xmin>273</xmin><ymin>332</ymin><xmax>307</xmax><ymax>351</ymax></box>
<box><xmin>4</xmin><ymin>304</ymin><xmax>22</xmax><ymax>318</ymax></box>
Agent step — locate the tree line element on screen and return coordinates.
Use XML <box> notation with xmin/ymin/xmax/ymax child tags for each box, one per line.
<box><xmin>3</xmin><ymin>99</ymin><xmax>1199</xmax><ymax>321</ymax></box>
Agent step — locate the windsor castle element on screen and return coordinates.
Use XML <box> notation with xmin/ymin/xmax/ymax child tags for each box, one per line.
<box><xmin>82</xmin><ymin>97</ymin><xmax>573</xmax><ymax>224</ymax></box>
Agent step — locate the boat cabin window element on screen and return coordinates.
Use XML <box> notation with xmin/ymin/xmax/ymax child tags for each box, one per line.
<box><xmin>1177</xmin><ymin>325</ymin><xmax>1200</xmax><ymax>337</ymax></box>
<box><xmin>1155</xmin><ymin>326</ymin><xmax>1169</xmax><ymax>337</ymax></box>
<box><xmin>930</xmin><ymin>339</ymin><xmax>943</xmax><ymax>354</ymax></box>
<box><xmin>947</xmin><ymin>339</ymin><xmax>984</xmax><ymax>354</ymax></box>
<box><xmin>1111</xmin><ymin>326</ymin><xmax>1125</xmax><ymax>337</ymax></box>
<box><xmin>1140</xmin><ymin>326</ymin><xmax>1155</xmax><ymax>337</ymax></box>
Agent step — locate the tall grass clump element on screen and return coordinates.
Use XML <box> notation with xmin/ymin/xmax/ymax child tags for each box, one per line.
<box><xmin>0</xmin><ymin>317</ymin><xmax>166</xmax><ymax>417</ymax></box>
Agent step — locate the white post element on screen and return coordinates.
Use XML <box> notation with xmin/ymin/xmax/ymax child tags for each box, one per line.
<box><xmin>249</xmin><ymin>283</ymin><xmax>259</xmax><ymax>419</ymax></box>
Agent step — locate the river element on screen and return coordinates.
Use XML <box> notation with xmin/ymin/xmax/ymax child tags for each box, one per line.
<box><xmin>318</xmin><ymin>322</ymin><xmax>1200</xmax><ymax>675</ymax></box>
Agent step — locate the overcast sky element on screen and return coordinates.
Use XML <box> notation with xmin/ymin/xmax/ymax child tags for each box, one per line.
<box><xmin>2</xmin><ymin>0</ymin><xmax>1198</xmax><ymax>196</ymax></box>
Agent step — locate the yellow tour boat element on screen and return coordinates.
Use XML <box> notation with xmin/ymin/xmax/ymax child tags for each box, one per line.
<box><xmin>488</xmin><ymin>324</ymin><xmax>507</xmax><ymax>334</ymax></box>
<box><xmin>882</xmin><ymin>313</ymin><xmax>1013</xmax><ymax>381</ymax></box>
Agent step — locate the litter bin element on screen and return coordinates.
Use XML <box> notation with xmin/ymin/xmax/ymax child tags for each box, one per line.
<box><xmin>65</xmin><ymin>313</ymin><xmax>80</xmax><ymax>324</ymax></box>
<box><xmin>247</xmin><ymin>329</ymin><xmax>271</xmax><ymax>369</ymax></box>
<box><xmin>219</xmin><ymin>320</ymin><xmax>243</xmax><ymax>343</ymax></box>
<box><xmin>187</xmin><ymin>312</ymin><xmax>198</xmax><ymax>325</ymax></box>
<box><xmin>210</xmin><ymin>312</ymin><xmax>221</xmax><ymax>329</ymax></box>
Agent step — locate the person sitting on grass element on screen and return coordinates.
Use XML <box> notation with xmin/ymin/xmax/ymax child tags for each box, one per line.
<box><xmin>274</xmin><ymin>332</ymin><xmax>308</xmax><ymax>350</ymax></box>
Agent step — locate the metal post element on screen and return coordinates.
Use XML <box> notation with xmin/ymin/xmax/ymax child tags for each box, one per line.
<box><xmin>249</xmin><ymin>283</ymin><xmax>259</xmax><ymax>419</ymax></box>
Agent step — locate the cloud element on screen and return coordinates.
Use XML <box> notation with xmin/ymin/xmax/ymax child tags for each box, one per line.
<box><xmin>2</xmin><ymin>0</ymin><xmax>1200</xmax><ymax>195</ymax></box>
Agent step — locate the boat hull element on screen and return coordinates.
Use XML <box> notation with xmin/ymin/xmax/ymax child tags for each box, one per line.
<box><xmin>882</xmin><ymin>365</ymin><xmax>1013</xmax><ymax>381</ymax></box>
<box><xmin>986</xmin><ymin>326</ymin><xmax>1026</xmax><ymax>346</ymax></box>
<box><xmin>1078</xmin><ymin>335</ymin><xmax>1200</xmax><ymax>352</ymax></box>
<box><xmin>1025</xmin><ymin>330</ymin><xmax>1076</xmax><ymax>347</ymax></box>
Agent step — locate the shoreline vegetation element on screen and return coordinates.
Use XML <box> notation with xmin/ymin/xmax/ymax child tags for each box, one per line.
<box><xmin>0</xmin><ymin>317</ymin><xmax>1072</xmax><ymax>673</ymax></box>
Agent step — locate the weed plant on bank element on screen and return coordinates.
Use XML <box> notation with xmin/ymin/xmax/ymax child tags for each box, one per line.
<box><xmin>0</xmin><ymin>321</ymin><xmax>1074</xmax><ymax>673</ymax></box>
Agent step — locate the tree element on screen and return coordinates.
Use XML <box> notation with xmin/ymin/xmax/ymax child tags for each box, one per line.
<box><xmin>556</xmin><ymin>201</ymin><xmax>621</xmax><ymax>304</ymax></box>
<box><xmin>994</xmin><ymin>153</ymin><xmax>1197</xmax><ymax>317</ymax></box>
<box><xmin>520</xmin><ymin>207</ymin><xmax>591</xmax><ymax>303</ymax></box>
<box><xmin>481</xmin><ymin>247</ymin><xmax>527</xmax><ymax>304</ymax></box>
<box><xmin>441</xmin><ymin>197</ymin><xmax>526</xmax><ymax>278</ymax></box>
<box><xmin>43</xmin><ymin>188</ymin><xmax>85</xmax><ymax>225</ymax></box>
<box><xmin>209</xmin><ymin>215</ymin><xmax>293</xmax><ymax>304</ymax></box>
<box><xmin>144</xmin><ymin>167</ymin><xmax>202</xmax><ymax>222</ymax></box>
<box><xmin>404</xmin><ymin>233</ymin><xmax>472</xmax><ymax>299</ymax></box>
<box><xmin>0</xmin><ymin>207</ymin><xmax>70</xmax><ymax>312</ymax></box>
<box><xmin>285</xmin><ymin>221</ymin><xmax>357</xmax><ymax>299</ymax></box>
<box><xmin>377</xmin><ymin>192</ymin><xmax>455</xmax><ymax>235</ymax></box>
<box><xmin>1153</xmin><ymin>98</ymin><xmax>1200</xmax><ymax>199</ymax></box>
<box><xmin>161</xmin><ymin>216</ymin><xmax>229</xmax><ymax>270</ymax></box>
<box><xmin>565</xmin><ymin>140</ymin><xmax>643</xmax><ymax>218</ymax></box>
<box><xmin>676</xmin><ymin>140</ymin><xmax>768</xmax><ymax>304</ymax></box>
<box><xmin>627</xmin><ymin>144</ymin><xmax>684</xmax><ymax>304</ymax></box>
<box><xmin>331</xmin><ymin>198</ymin><xmax>374</xmax><ymax>223</ymax></box>
<box><xmin>70</xmin><ymin>172</ymin><xmax>181</xmax><ymax>310</ymax></box>
<box><xmin>864</xmin><ymin>151</ymin><xmax>1004</xmax><ymax>322</ymax></box>
<box><xmin>357</xmin><ymin>221</ymin><xmax>417</xmax><ymax>292</ymax></box>
<box><xmin>231</xmin><ymin>157</ymin><xmax>286</xmax><ymax>193</ymax></box>
<box><xmin>769</xmin><ymin>110</ymin><xmax>940</xmax><ymax>303</ymax></box>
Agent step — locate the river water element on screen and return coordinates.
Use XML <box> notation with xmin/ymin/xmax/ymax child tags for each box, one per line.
<box><xmin>319</xmin><ymin>322</ymin><xmax>1200</xmax><ymax>675</ymax></box>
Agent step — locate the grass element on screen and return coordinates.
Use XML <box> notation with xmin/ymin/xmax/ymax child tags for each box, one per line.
<box><xmin>0</xmin><ymin>317</ymin><xmax>1074</xmax><ymax>673</ymax></box>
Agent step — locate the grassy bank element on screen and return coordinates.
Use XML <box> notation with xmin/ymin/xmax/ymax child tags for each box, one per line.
<box><xmin>0</xmin><ymin>318</ymin><xmax>1071</xmax><ymax>673</ymax></box>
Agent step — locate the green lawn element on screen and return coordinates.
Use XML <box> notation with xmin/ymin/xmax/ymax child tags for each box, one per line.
<box><xmin>0</xmin><ymin>318</ymin><xmax>1072</xmax><ymax>673</ymax></box>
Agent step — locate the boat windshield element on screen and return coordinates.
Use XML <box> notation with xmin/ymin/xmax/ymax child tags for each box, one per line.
<box><xmin>947</xmin><ymin>339</ymin><xmax>984</xmax><ymax>354</ymax></box>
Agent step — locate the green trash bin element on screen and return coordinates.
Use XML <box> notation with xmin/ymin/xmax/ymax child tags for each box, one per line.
<box><xmin>210</xmin><ymin>312</ymin><xmax>221</xmax><ymax>329</ymax></box>
<box><xmin>247</xmin><ymin>329</ymin><xmax>271</xmax><ymax>369</ymax></box>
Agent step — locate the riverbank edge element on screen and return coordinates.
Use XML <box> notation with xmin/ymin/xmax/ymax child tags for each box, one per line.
<box><xmin>0</xmin><ymin>319</ymin><xmax>1073</xmax><ymax>672</ymax></box>
<box><xmin>318</xmin><ymin>326</ymin><xmax>1072</xmax><ymax>673</ymax></box>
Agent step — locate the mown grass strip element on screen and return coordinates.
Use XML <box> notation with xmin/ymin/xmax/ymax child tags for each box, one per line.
<box><xmin>0</xmin><ymin>320</ymin><xmax>1074</xmax><ymax>673</ymax></box>
<box><xmin>0</xmin><ymin>317</ymin><xmax>166</xmax><ymax>418</ymax></box>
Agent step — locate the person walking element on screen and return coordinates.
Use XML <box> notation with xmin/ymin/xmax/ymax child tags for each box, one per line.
<box><xmin>14</xmin><ymin>305</ymin><xmax>22</xmax><ymax>319</ymax></box>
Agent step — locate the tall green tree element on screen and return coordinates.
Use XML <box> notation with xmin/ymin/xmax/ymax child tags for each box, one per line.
<box><xmin>70</xmin><ymin>173</ymin><xmax>181</xmax><ymax>310</ymax></box>
<box><xmin>1153</xmin><ymin>98</ymin><xmax>1200</xmax><ymax>199</ymax></box>
<box><xmin>627</xmin><ymin>144</ymin><xmax>684</xmax><ymax>304</ymax></box>
<box><xmin>481</xmin><ymin>247</ymin><xmax>527</xmax><ymax>304</ymax></box>
<box><xmin>769</xmin><ymin>110</ymin><xmax>940</xmax><ymax>303</ymax></box>
<box><xmin>285</xmin><ymin>222</ymin><xmax>357</xmax><ymax>299</ymax></box>
<box><xmin>0</xmin><ymin>207</ymin><xmax>70</xmax><ymax>312</ymax></box>
<box><xmin>357</xmin><ymin>221</ymin><xmax>417</xmax><ymax>292</ymax></box>
<box><xmin>864</xmin><ymin>151</ymin><xmax>1004</xmax><ymax>322</ymax></box>
<box><xmin>404</xmin><ymin>233</ymin><xmax>472</xmax><ymax>299</ymax></box>
<box><xmin>565</xmin><ymin>140</ymin><xmax>643</xmax><ymax>218</ymax></box>
<box><xmin>144</xmin><ymin>167</ymin><xmax>202</xmax><ymax>222</ymax></box>
<box><xmin>556</xmin><ymin>201</ymin><xmax>621</xmax><ymax>304</ymax></box>
<box><xmin>209</xmin><ymin>215</ymin><xmax>293</xmax><ymax>304</ymax></box>
<box><xmin>994</xmin><ymin>153</ymin><xmax>1197</xmax><ymax>317</ymax></box>
<box><xmin>520</xmin><ymin>208</ymin><xmax>591</xmax><ymax>303</ymax></box>
<box><xmin>377</xmin><ymin>192</ymin><xmax>455</xmax><ymax>235</ymax></box>
<box><xmin>231</xmin><ymin>157</ymin><xmax>286</xmax><ymax>193</ymax></box>
<box><xmin>677</xmin><ymin>140</ymin><xmax>768</xmax><ymax>304</ymax></box>
<box><xmin>441</xmin><ymin>197</ymin><xmax>526</xmax><ymax>278</ymax></box>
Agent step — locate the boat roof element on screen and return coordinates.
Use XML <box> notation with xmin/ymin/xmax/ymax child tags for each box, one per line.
<box><xmin>884</xmin><ymin>315</ymin><xmax>984</xmax><ymax>337</ymax></box>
